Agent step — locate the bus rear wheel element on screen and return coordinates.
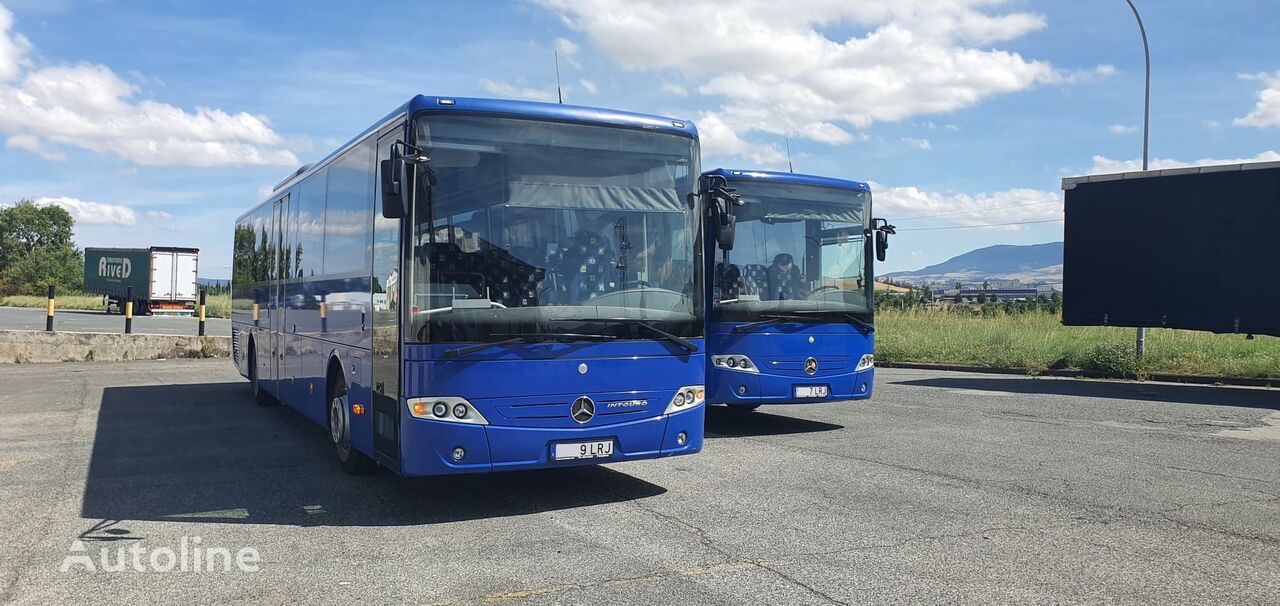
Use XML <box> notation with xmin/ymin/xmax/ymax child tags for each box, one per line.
<box><xmin>248</xmin><ymin>343</ymin><xmax>274</xmax><ymax>406</ymax></box>
<box><xmin>328</xmin><ymin>376</ymin><xmax>375</xmax><ymax>475</ymax></box>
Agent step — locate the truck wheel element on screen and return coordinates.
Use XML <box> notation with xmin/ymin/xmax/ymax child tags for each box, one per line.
<box><xmin>248</xmin><ymin>342</ymin><xmax>274</xmax><ymax>406</ymax></box>
<box><xmin>328</xmin><ymin>376</ymin><xmax>374</xmax><ymax>475</ymax></box>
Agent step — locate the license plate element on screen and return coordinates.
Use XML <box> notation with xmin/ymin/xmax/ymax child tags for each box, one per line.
<box><xmin>553</xmin><ymin>439</ymin><xmax>615</xmax><ymax>461</ymax></box>
<box><xmin>794</xmin><ymin>385</ymin><xmax>829</xmax><ymax>398</ymax></box>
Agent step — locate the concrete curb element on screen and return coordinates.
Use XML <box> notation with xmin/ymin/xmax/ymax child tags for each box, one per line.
<box><xmin>0</xmin><ymin>330</ymin><xmax>230</xmax><ymax>364</ymax></box>
<box><xmin>879</xmin><ymin>361</ymin><xmax>1278</xmax><ymax>388</ymax></box>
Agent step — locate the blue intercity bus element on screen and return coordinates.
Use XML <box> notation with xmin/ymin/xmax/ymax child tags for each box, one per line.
<box><xmin>231</xmin><ymin>96</ymin><xmax>711</xmax><ymax>475</ymax></box>
<box><xmin>701</xmin><ymin>169</ymin><xmax>894</xmax><ymax>411</ymax></box>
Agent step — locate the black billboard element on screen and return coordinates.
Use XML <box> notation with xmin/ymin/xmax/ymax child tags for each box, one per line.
<box><xmin>1062</xmin><ymin>163</ymin><xmax>1280</xmax><ymax>337</ymax></box>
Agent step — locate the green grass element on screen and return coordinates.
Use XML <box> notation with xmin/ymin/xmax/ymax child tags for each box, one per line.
<box><xmin>0</xmin><ymin>292</ymin><xmax>232</xmax><ymax>319</ymax></box>
<box><xmin>876</xmin><ymin>308</ymin><xmax>1280</xmax><ymax>379</ymax></box>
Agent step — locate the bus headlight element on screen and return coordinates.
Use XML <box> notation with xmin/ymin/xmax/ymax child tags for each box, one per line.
<box><xmin>711</xmin><ymin>355</ymin><xmax>759</xmax><ymax>373</ymax></box>
<box><xmin>407</xmin><ymin>397</ymin><xmax>489</xmax><ymax>425</ymax></box>
<box><xmin>856</xmin><ymin>354</ymin><xmax>875</xmax><ymax>372</ymax></box>
<box><xmin>664</xmin><ymin>385</ymin><xmax>705</xmax><ymax>415</ymax></box>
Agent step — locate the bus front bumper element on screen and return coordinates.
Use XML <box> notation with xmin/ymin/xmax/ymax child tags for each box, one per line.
<box><xmin>710</xmin><ymin>367</ymin><xmax>875</xmax><ymax>406</ymax></box>
<box><xmin>399</xmin><ymin>405</ymin><xmax>704</xmax><ymax>476</ymax></box>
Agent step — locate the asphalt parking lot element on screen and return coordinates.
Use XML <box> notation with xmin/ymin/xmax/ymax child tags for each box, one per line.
<box><xmin>0</xmin><ymin>360</ymin><xmax>1277</xmax><ymax>605</ymax></box>
<box><xmin>0</xmin><ymin>306</ymin><xmax>230</xmax><ymax>336</ymax></box>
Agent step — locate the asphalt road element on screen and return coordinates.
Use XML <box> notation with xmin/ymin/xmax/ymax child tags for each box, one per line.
<box><xmin>0</xmin><ymin>306</ymin><xmax>230</xmax><ymax>336</ymax></box>
<box><xmin>0</xmin><ymin>361</ymin><xmax>1277</xmax><ymax>605</ymax></box>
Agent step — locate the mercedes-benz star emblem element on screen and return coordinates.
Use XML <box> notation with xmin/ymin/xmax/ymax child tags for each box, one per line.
<box><xmin>804</xmin><ymin>357</ymin><xmax>819</xmax><ymax>375</ymax></box>
<box><xmin>570</xmin><ymin>396</ymin><xmax>596</xmax><ymax>424</ymax></box>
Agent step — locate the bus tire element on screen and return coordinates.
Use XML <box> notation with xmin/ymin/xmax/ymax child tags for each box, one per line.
<box><xmin>328</xmin><ymin>374</ymin><xmax>375</xmax><ymax>475</ymax></box>
<box><xmin>248</xmin><ymin>341</ymin><xmax>274</xmax><ymax>406</ymax></box>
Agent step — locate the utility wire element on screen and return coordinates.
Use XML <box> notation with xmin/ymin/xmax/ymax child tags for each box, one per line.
<box><xmin>895</xmin><ymin>219</ymin><xmax>1064</xmax><ymax>232</ymax></box>
<box><xmin>892</xmin><ymin>200</ymin><xmax>1059</xmax><ymax>221</ymax></box>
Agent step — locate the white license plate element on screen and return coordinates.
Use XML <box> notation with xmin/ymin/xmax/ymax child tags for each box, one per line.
<box><xmin>553</xmin><ymin>440</ymin><xmax>615</xmax><ymax>461</ymax></box>
<box><xmin>794</xmin><ymin>385</ymin><xmax>829</xmax><ymax>398</ymax></box>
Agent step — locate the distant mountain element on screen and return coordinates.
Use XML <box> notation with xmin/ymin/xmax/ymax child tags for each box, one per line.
<box><xmin>885</xmin><ymin>242</ymin><xmax>1063</xmax><ymax>285</ymax></box>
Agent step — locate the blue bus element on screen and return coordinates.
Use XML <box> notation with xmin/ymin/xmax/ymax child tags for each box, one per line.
<box><xmin>231</xmin><ymin>96</ymin><xmax>712</xmax><ymax>475</ymax></box>
<box><xmin>701</xmin><ymin>169</ymin><xmax>894</xmax><ymax>410</ymax></box>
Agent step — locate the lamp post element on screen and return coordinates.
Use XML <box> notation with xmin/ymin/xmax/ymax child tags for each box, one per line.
<box><xmin>1124</xmin><ymin>0</ymin><xmax>1150</xmax><ymax>357</ymax></box>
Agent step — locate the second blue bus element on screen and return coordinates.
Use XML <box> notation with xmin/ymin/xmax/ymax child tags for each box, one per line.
<box><xmin>701</xmin><ymin>169</ymin><xmax>893</xmax><ymax>410</ymax></box>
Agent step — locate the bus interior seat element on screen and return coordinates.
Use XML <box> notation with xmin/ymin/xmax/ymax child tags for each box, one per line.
<box><xmin>742</xmin><ymin>264</ymin><xmax>768</xmax><ymax>298</ymax></box>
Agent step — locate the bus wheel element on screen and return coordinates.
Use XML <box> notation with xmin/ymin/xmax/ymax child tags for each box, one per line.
<box><xmin>328</xmin><ymin>377</ymin><xmax>375</xmax><ymax>475</ymax></box>
<box><xmin>248</xmin><ymin>343</ymin><xmax>273</xmax><ymax>406</ymax></box>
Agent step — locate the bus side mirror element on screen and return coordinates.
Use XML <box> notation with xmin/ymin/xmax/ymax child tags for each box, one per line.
<box><xmin>872</xmin><ymin>218</ymin><xmax>895</xmax><ymax>262</ymax></box>
<box><xmin>380</xmin><ymin>148</ymin><xmax>408</xmax><ymax>219</ymax></box>
<box><xmin>717</xmin><ymin>213</ymin><xmax>736</xmax><ymax>251</ymax></box>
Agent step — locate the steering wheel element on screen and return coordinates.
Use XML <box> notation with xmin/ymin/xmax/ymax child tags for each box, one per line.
<box><xmin>807</xmin><ymin>285</ymin><xmax>843</xmax><ymax>297</ymax></box>
<box><xmin>620</xmin><ymin>280</ymin><xmax>653</xmax><ymax>289</ymax></box>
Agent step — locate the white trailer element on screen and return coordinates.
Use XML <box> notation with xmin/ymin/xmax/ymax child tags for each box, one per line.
<box><xmin>148</xmin><ymin>248</ymin><xmax>200</xmax><ymax>315</ymax></box>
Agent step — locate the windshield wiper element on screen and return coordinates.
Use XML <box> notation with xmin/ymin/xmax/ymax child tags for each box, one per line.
<box><xmin>789</xmin><ymin>309</ymin><xmax>875</xmax><ymax>333</ymax></box>
<box><xmin>731</xmin><ymin>313</ymin><xmax>823</xmax><ymax>333</ymax></box>
<box><xmin>442</xmin><ymin>332</ymin><xmax>617</xmax><ymax>360</ymax></box>
<box><xmin>632</xmin><ymin>321</ymin><xmax>698</xmax><ymax>352</ymax></box>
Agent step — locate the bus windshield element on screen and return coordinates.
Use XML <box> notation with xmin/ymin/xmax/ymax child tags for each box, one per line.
<box><xmin>405</xmin><ymin>115</ymin><xmax>701</xmax><ymax>344</ymax></box>
<box><xmin>712</xmin><ymin>180</ymin><xmax>871</xmax><ymax>322</ymax></box>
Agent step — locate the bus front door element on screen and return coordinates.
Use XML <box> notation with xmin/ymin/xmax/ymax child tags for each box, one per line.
<box><xmin>371</xmin><ymin>128</ymin><xmax>404</xmax><ymax>467</ymax></box>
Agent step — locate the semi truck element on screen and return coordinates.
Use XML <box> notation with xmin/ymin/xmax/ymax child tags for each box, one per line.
<box><xmin>83</xmin><ymin>247</ymin><xmax>200</xmax><ymax>316</ymax></box>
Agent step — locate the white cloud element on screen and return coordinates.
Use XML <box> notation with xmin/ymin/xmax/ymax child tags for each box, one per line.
<box><xmin>1108</xmin><ymin>124</ymin><xmax>1137</xmax><ymax>134</ymax></box>
<box><xmin>697</xmin><ymin>111</ymin><xmax>786</xmax><ymax>166</ymax></box>
<box><xmin>5</xmin><ymin>133</ymin><xmax>63</xmax><ymax>160</ymax></box>
<box><xmin>0</xmin><ymin>3</ymin><xmax>29</xmax><ymax>81</ymax></box>
<box><xmin>578</xmin><ymin>78</ymin><xmax>597</xmax><ymax>94</ymax></box>
<box><xmin>0</xmin><ymin>4</ymin><xmax>296</xmax><ymax>167</ymax></box>
<box><xmin>1234</xmin><ymin>71</ymin><xmax>1280</xmax><ymax>128</ymax></box>
<box><xmin>34</xmin><ymin>196</ymin><xmax>137</xmax><ymax>226</ymax></box>
<box><xmin>873</xmin><ymin>184</ymin><xmax>1062</xmax><ymax>229</ymax></box>
<box><xmin>478</xmin><ymin>78</ymin><xmax>558</xmax><ymax>102</ymax></box>
<box><xmin>537</xmin><ymin>0</ymin><xmax>1080</xmax><ymax>158</ymax></box>
<box><xmin>1203</xmin><ymin>119</ymin><xmax>1222</xmax><ymax>129</ymax></box>
<box><xmin>144</xmin><ymin>210</ymin><xmax>173</xmax><ymax>222</ymax></box>
<box><xmin>1088</xmin><ymin>150</ymin><xmax>1280</xmax><ymax>174</ymax></box>
<box><xmin>661</xmin><ymin>82</ymin><xmax>688</xmax><ymax>97</ymax></box>
<box><xmin>901</xmin><ymin>137</ymin><xmax>932</xmax><ymax>150</ymax></box>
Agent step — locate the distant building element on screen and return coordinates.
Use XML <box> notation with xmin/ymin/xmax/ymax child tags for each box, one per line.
<box><xmin>936</xmin><ymin>285</ymin><xmax>1059</xmax><ymax>304</ymax></box>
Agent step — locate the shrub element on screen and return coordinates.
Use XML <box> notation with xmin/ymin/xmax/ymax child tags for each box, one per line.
<box><xmin>1082</xmin><ymin>343</ymin><xmax>1143</xmax><ymax>379</ymax></box>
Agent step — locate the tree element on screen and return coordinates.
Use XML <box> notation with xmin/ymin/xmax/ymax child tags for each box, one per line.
<box><xmin>0</xmin><ymin>200</ymin><xmax>74</xmax><ymax>269</ymax></box>
<box><xmin>0</xmin><ymin>200</ymin><xmax>83</xmax><ymax>295</ymax></box>
<box><xmin>0</xmin><ymin>245</ymin><xmax>84</xmax><ymax>295</ymax></box>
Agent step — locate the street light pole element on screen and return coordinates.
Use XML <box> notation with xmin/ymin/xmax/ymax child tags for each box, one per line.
<box><xmin>1125</xmin><ymin>0</ymin><xmax>1150</xmax><ymax>357</ymax></box>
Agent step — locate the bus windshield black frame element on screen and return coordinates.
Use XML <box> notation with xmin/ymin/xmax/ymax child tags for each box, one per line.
<box><xmin>711</xmin><ymin>180</ymin><xmax>872</xmax><ymax>324</ymax></box>
<box><xmin>404</xmin><ymin>113</ymin><xmax>703</xmax><ymax>345</ymax></box>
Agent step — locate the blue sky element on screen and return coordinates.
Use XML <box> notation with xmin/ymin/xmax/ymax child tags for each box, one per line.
<box><xmin>1</xmin><ymin>0</ymin><xmax>1277</xmax><ymax>278</ymax></box>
